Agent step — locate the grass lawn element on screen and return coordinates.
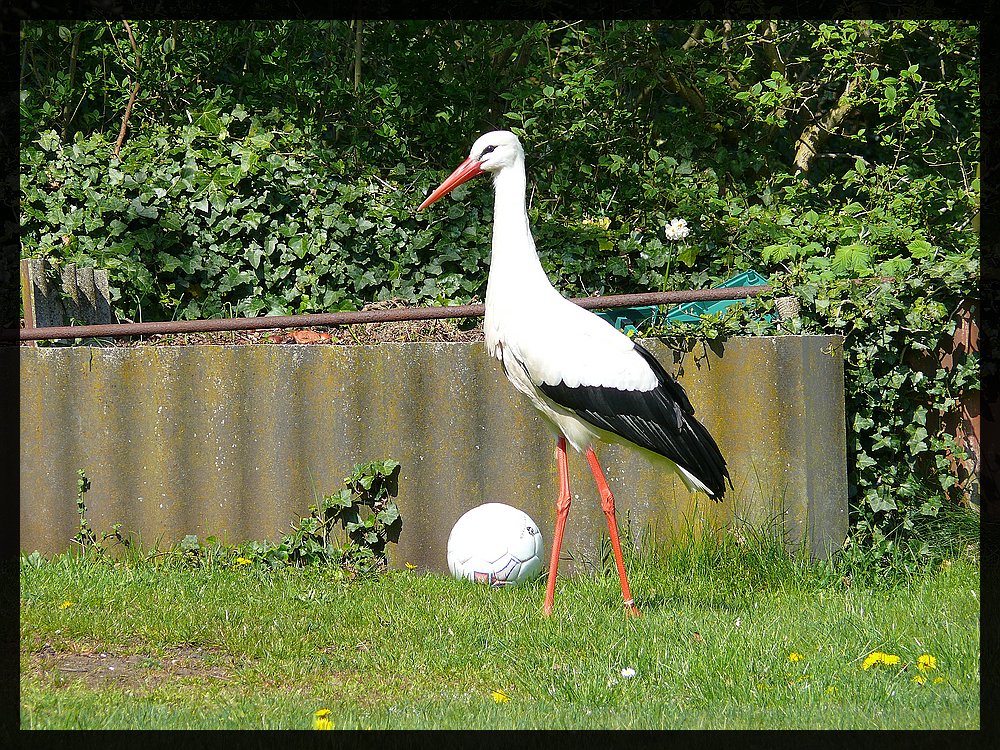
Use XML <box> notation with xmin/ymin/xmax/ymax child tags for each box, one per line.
<box><xmin>20</xmin><ymin>534</ymin><xmax>980</xmax><ymax>730</ymax></box>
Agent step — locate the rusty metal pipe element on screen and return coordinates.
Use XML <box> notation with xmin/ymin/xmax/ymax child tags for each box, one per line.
<box><xmin>17</xmin><ymin>286</ymin><xmax>771</xmax><ymax>342</ymax></box>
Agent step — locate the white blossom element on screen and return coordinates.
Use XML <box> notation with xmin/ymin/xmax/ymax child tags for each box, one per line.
<box><xmin>621</xmin><ymin>667</ymin><xmax>637</xmax><ymax>678</ymax></box>
<box><xmin>664</xmin><ymin>218</ymin><xmax>690</xmax><ymax>242</ymax></box>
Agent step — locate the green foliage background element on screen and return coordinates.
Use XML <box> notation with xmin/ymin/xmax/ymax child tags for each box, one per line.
<box><xmin>20</xmin><ymin>20</ymin><xmax>979</xmax><ymax>573</ymax></box>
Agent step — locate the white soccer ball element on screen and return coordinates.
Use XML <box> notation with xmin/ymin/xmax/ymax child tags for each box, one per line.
<box><xmin>447</xmin><ymin>503</ymin><xmax>544</xmax><ymax>586</ymax></box>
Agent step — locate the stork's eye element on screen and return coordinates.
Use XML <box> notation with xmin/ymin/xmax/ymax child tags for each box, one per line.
<box><xmin>480</xmin><ymin>145</ymin><xmax>497</xmax><ymax>158</ymax></box>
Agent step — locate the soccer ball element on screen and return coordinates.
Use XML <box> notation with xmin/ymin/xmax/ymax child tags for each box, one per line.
<box><xmin>447</xmin><ymin>503</ymin><xmax>544</xmax><ymax>586</ymax></box>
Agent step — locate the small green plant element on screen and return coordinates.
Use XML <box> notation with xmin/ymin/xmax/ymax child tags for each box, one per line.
<box><xmin>214</xmin><ymin>459</ymin><xmax>403</xmax><ymax>575</ymax></box>
<box><xmin>71</xmin><ymin>469</ymin><xmax>97</xmax><ymax>550</ymax></box>
<box><xmin>70</xmin><ymin>469</ymin><xmax>131</xmax><ymax>555</ymax></box>
<box><xmin>336</xmin><ymin>459</ymin><xmax>403</xmax><ymax>553</ymax></box>
<box><xmin>171</xmin><ymin>534</ymin><xmax>233</xmax><ymax>568</ymax></box>
<box><xmin>281</xmin><ymin>459</ymin><xmax>403</xmax><ymax>572</ymax></box>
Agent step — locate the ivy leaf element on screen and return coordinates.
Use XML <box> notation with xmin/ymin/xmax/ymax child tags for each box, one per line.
<box><xmin>376</xmin><ymin>504</ymin><xmax>399</xmax><ymax>526</ymax></box>
<box><xmin>378</xmin><ymin>459</ymin><xmax>400</xmax><ymax>475</ymax></box>
<box><xmin>856</xmin><ymin>453</ymin><xmax>877</xmax><ymax>469</ymax></box>
<box><xmin>676</xmin><ymin>244</ymin><xmax>699</xmax><ymax>267</ymax></box>
<box><xmin>247</xmin><ymin>242</ymin><xmax>264</xmax><ymax>269</ymax></box>
<box><xmin>324</xmin><ymin>489</ymin><xmax>354</xmax><ymax>510</ymax></box>
<box><xmin>289</xmin><ymin>236</ymin><xmax>309</xmax><ymax>258</ymax></box>
<box><xmin>853</xmin><ymin>413</ymin><xmax>875</xmax><ymax>431</ymax></box>
<box><xmin>867</xmin><ymin>492</ymin><xmax>897</xmax><ymax>514</ymax></box>
<box><xmin>907</xmin><ymin>426</ymin><xmax>928</xmax><ymax>454</ymax></box>
<box><xmin>37</xmin><ymin>131</ymin><xmax>61</xmax><ymax>152</ymax></box>
<box><xmin>129</xmin><ymin>198</ymin><xmax>159</xmax><ymax>220</ymax></box>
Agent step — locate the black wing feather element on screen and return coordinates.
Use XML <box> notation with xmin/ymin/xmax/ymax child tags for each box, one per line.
<box><xmin>536</xmin><ymin>341</ymin><xmax>731</xmax><ymax>499</ymax></box>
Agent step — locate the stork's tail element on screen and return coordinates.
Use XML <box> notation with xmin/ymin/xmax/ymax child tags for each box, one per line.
<box><xmin>678</xmin><ymin>414</ymin><xmax>732</xmax><ymax>500</ymax></box>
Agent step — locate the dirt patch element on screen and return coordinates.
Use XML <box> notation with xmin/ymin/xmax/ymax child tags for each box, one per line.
<box><xmin>28</xmin><ymin>642</ymin><xmax>235</xmax><ymax>690</ymax></box>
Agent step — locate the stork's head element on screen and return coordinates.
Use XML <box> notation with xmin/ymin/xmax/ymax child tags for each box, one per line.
<box><xmin>468</xmin><ymin>130</ymin><xmax>523</xmax><ymax>173</ymax></box>
<box><xmin>418</xmin><ymin>130</ymin><xmax>523</xmax><ymax>210</ymax></box>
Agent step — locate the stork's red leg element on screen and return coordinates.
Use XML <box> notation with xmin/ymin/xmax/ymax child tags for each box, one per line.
<box><xmin>542</xmin><ymin>436</ymin><xmax>571</xmax><ymax>617</ymax></box>
<box><xmin>585</xmin><ymin>448</ymin><xmax>640</xmax><ymax>616</ymax></box>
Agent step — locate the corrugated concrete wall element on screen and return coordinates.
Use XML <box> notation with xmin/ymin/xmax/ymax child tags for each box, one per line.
<box><xmin>20</xmin><ymin>337</ymin><xmax>847</xmax><ymax>571</ymax></box>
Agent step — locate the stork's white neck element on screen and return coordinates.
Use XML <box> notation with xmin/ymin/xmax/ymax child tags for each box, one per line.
<box><xmin>483</xmin><ymin>156</ymin><xmax>563</xmax><ymax>356</ymax></box>
<box><xmin>485</xmin><ymin>159</ymin><xmax>555</xmax><ymax>309</ymax></box>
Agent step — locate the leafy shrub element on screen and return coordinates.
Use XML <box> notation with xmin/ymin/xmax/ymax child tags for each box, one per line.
<box><xmin>21</xmin><ymin>115</ymin><xmax>493</xmax><ymax>321</ymax></box>
<box><xmin>220</xmin><ymin>459</ymin><xmax>402</xmax><ymax>573</ymax></box>
<box><xmin>651</xmin><ymin>221</ymin><xmax>977</xmax><ymax>579</ymax></box>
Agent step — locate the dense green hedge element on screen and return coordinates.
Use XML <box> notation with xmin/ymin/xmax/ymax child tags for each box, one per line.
<box><xmin>20</xmin><ymin>20</ymin><xmax>979</xmax><ymax>576</ymax></box>
<box><xmin>20</xmin><ymin>113</ymin><xmax>743</xmax><ymax>319</ymax></box>
<box><xmin>22</xmin><ymin>115</ymin><xmax>492</xmax><ymax>318</ymax></box>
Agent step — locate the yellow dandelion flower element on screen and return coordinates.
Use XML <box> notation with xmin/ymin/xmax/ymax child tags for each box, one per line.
<box><xmin>862</xmin><ymin>651</ymin><xmax>883</xmax><ymax>670</ymax></box>
<box><xmin>933</xmin><ymin>676</ymin><xmax>944</xmax><ymax>684</ymax></box>
<box><xmin>405</xmin><ymin>562</ymin><xmax>417</xmax><ymax>570</ymax></box>
<box><xmin>491</xmin><ymin>689</ymin><xmax>510</xmax><ymax>703</ymax></box>
<box><xmin>788</xmin><ymin>651</ymin><xmax>803</xmax><ymax>662</ymax></box>
<box><xmin>313</xmin><ymin>708</ymin><xmax>333</xmax><ymax>730</ymax></box>
<box><xmin>862</xmin><ymin>651</ymin><xmax>900</xmax><ymax>669</ymax></box>
<box><xmin>59</xmin><ymin>600</ymin><xmax>73</xmax><ymax>609</ymax></box>
<box><xmin>913</xmin><ymin>674</ymin><xmax>926</xmax><ymax>685</ymax></box>
<box><xmin>916</xmin><ymin>654</ymin><xmax>937</xmax><ymax>672</ymax></box>
<box><xmin>235</xmin><ymin>557</ymin><xmax>252</xmax><ymax>565</ymax></box>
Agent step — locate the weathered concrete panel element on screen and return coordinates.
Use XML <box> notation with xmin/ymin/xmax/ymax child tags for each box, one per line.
<box><xmin>19</xmin><ymin>336</ymin><xmax>847</xmax><ymax>570</ymax></box>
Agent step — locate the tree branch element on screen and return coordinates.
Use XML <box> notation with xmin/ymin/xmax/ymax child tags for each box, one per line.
<box><xmin>792</xmin><ymin>76</ymin><xmax>859</xmax><ymax>175</ymax></box>
<box><xmin>662</xmin><ymin>70</ymin><xmax>706</xmax><ymax>114</ymax></box>
<box><xmin>760</xmin><ymin>20</ymin><xmax>785</xmax><ymax>77</ymax></box>
<box><xmin>487</xmin><ymin>23</ymin><xmax>539</xmax><ymax>121</ymax></box>
<box><xmin>113</xmin><ymin>20</ymin><xmax>140</xmax><ymax>158</ymax></box>
<box><xmin>114</xmin><ymin>79</ymin><xmax>140</xmax><ymax>158</ymax></box>
<box><xmin>682</xmin><ymin>22</ymin><xmax>703</xmax><ymax>50</ymax></box>
<box><xmin>760</xmin><ymin>21</ymin><xmax>792</xmax><ymax>146</ymax></box>
<box><xmin>353</xmin><ymin>19</ymin><xmax>362</xmax><ymax>93</ymax></box>
<box><xmin>791</xmin><ymin>21</ymin><xmax>876</xmax><ymax>176</ymax></box>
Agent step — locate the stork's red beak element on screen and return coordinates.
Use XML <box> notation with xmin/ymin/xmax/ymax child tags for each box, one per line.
<box><xmin>418</xmin><ymin>157</ymin><xmax>484</xmax><ymax>210</ymax></box>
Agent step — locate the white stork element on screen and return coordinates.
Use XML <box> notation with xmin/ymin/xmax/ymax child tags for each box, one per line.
<box><xmin>419</xmin><ymin>130</ymin><xmax>730</xmax><ymax>616</ymax></box>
